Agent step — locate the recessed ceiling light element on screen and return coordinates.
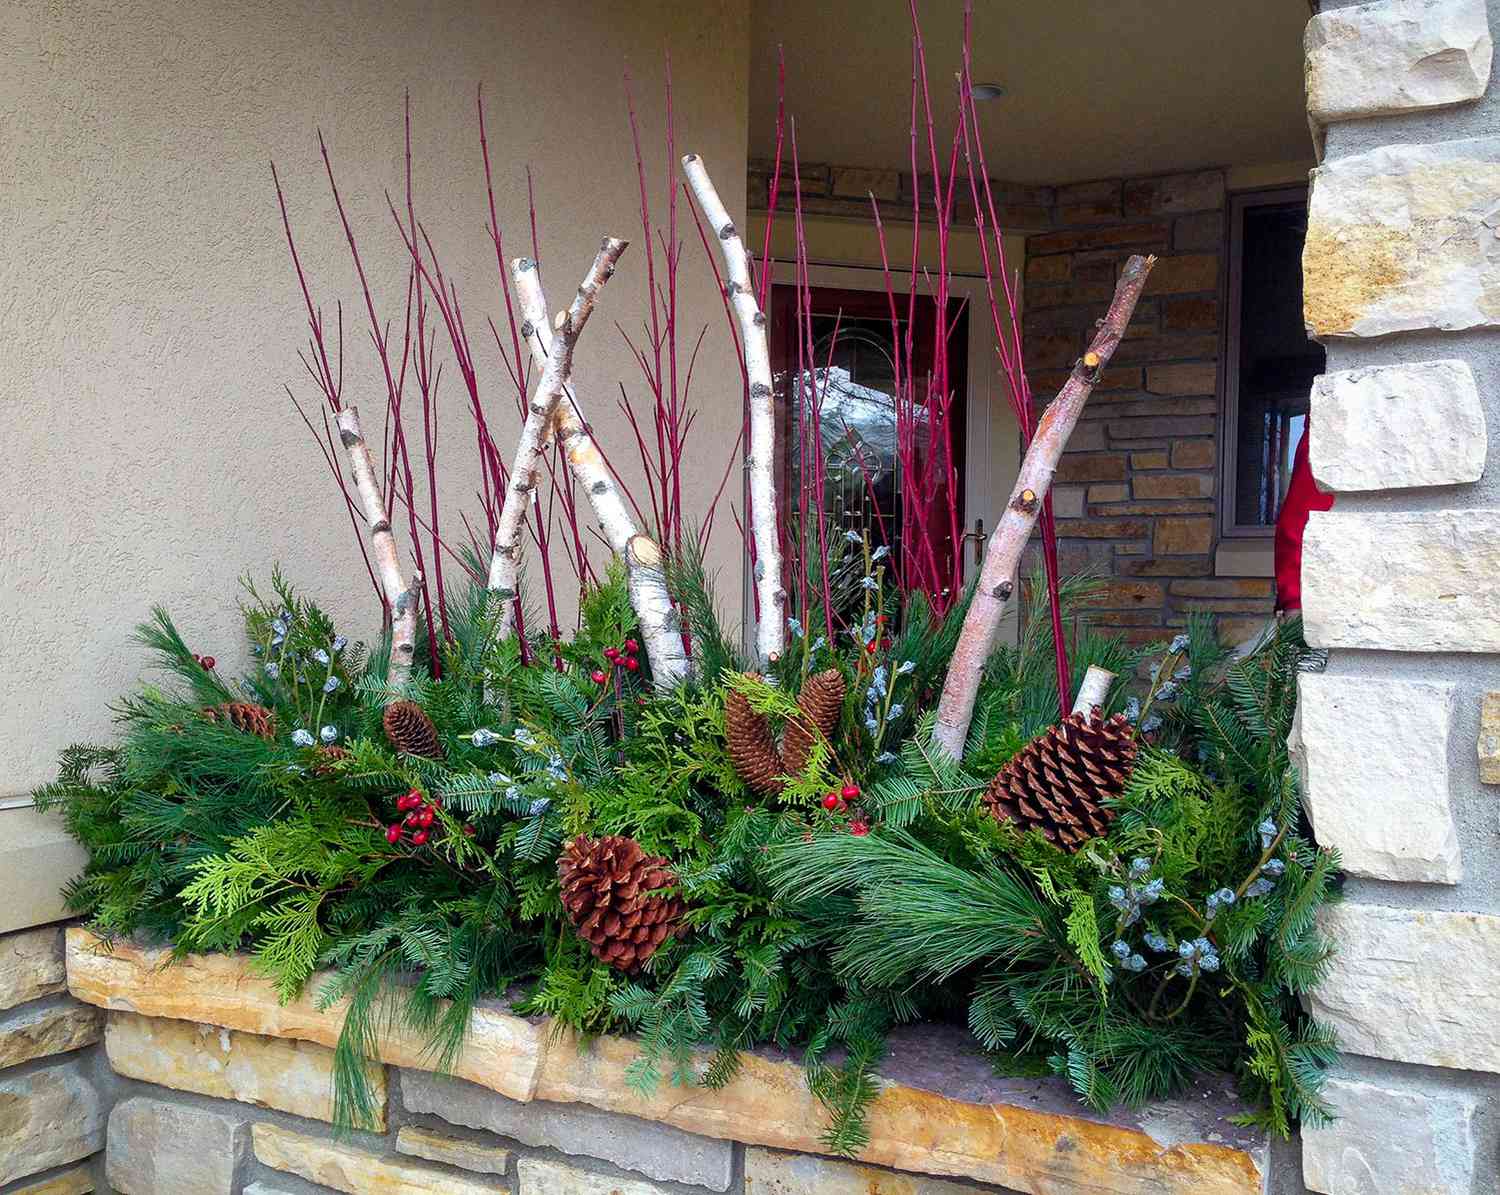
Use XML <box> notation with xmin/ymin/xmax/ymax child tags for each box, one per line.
<box><xmin>971</xmin><ymin>83</ymin><xmax>1006</xmax><ymax>101</ymax></box>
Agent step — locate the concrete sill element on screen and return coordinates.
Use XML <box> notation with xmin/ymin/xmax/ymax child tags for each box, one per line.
<box><xmin>66</xmin><ymin>928</ymin><xmax>1267</xmax><ymax>1194</ymax></box>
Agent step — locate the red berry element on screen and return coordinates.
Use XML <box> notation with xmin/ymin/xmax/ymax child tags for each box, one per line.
<box><xmin>397</xmin><ymin>791</ymin><xmax>420</xmax><ymax>811</ymax></box>
<box><xmin>821</xmin><ymin>792</ymin><xmax>840</xmax><ymax>811</ymax></box>
<box><xmin>462</xmin><ymin>824</ymin><xmax>476</xmax><ymax>837</ymax></box>
<box><xmin>404</xmin><ymin>810</ymin><xmax>421</xmax><ymax>827</ymax></box>
<box><xmin>865</xmin><ymin>642</ymin><xmax>877</xmax><ymax>653</ymax></box>
<box><xmin>410</xmin><ymin>830</ymin><xmax>429</xmax><ymax>846</ymax></box>
<box><xmin>417</xmin><ymin>807</ymin><xmax>434</xmax><ymax>829</ymax></box>
<box><xmin>385</xmin><ymin>824</ymin><xmax>403</xmax><ymax>844</ymax></box>
<box><xmin>591</xmin><ymin>670</ymin><xmax>608</xmax><ymax>684</ymax></box>
<box><xmin>841</xmin><ymin>783</ymin><xmax>861</xmax><ymax>801</ymax></box>
<box><xmin>201</xmin><ymin>656</ymin><xmax>216</xmax><ymax>671</ymax></box>
<box><xmin>604</xmin><ymin>647</ymin><xmax>620</xmax><ymax>661</ymax></box>
<box><xmin>624</xmin><ymin>657</ymin><xmax>640</xmax><ymax>672</ymax></box>
<box><xmin>850</xmin><ymin>821</ymin><xmax>870</xmax><ymax>837</ymax></box>
<box><xmin>625</xmin><ymin>638</ymin><xmax>639</xmax><ymax>654</ymax></box>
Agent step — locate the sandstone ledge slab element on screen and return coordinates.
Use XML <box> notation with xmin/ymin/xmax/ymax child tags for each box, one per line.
<box><xmin>68</xmin><ymin>930</ymin><xmax>1266</xmax><ymax>1195</ymax></box>
<box><xmin>9</xmin><ymin>1166</ymin><xmax>96</xmax><ymax>1195</ymax></box>
<box><xmin>253</xmin><ymin>1123</ymin><xmax>508</xmax><ymax>1195</ymax></box>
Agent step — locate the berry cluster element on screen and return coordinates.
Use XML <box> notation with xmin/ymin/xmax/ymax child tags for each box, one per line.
<box><xmin>191</xmin><ymin>652</ymin><xmax>217</xmax><ymax>671</ymax></box>
<box><xmin>590</xmin><ymin>637</ymin><xmax>641</xmax><ymax>684</ymax></box>
<box><xmin>820</xmin><ymin>783</ymin><xmax>869</xmax><ymax>835</ymax></box>
<box><xmin>385</xmin><ymin>789</ymin><xmax>474</xmax><ymax>847</ymax></box>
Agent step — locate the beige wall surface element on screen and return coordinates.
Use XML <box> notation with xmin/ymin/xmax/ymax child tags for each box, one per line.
<box><xmin>0</xmin><ymin>0</ymin><xmax>750</xmax><ymax>801</ymax></box>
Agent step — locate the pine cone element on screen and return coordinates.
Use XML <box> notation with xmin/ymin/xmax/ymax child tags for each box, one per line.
<box><xmin>724</xmin><ymin>681</ymin><xmax>784</xmax><ymax>795</ymax></box>
<box><xmin>558</xmin><ymin>835</ymin><xmax>685</xmax><ymax>971</ymax></box>
<box><xmin>983</xmin><ymin>711</ymin><xmax>1137</xmax><ymax>850</ymax></box>
<box><xmin>383</xmin><ymin>700</ymin><xmax>445</xmax><ymax>759</ymax></box>
<box><xmin>201</xmin><ymin>702</ymin><xmax>276</xmax><ymax>740</ymax></box>
<box><xmin>312</xmin><ymin>745</ymin><xmax>349</xmax><ymax>776</ymax></box>
<box><xmin>781</xmin><ymin>668</ymin><xmax>846</xmax><ymax>776</ymax></box>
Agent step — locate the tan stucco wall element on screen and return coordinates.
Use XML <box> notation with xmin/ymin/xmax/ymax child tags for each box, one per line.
<box><xmin>1</xmin><ymin>0</ymin><xmax>749</xmax><ymax>814</ymax></box>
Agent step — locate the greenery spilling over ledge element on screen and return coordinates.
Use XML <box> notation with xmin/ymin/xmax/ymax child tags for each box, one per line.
<box><xmin>37</xmin><ymin>564</ymin><xmax>1339</xmax><ymax>1152</ymax></box>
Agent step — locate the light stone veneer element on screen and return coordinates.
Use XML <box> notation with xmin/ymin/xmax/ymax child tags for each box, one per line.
<box><xmin>1309</xmin><ymin>903</ymin><xmax>1500</xmax><ymax>1073</ymax></box>
<box><xmin>253</xmin><ymin>1122</ymin><xmax>509</xmax><ymax>1195</ymax></box>
<box><xmin>105</xmin><ymin>1097</ymin><xmax>249</xmax><ymax>1195</ymax></box>
<box><xmin>395</xmin><ymin>1125</ymin><xmax>511</xmax><ymax>1176</ymax></box>
<box><xmin>8</xmin><ymin>1166</ymin><xmax>97</xmax><ymax>1195</ymax></box>
<box><xmin>1306</xmin><ymin>0</ymin><xmax>1493</xmax><ymax>124</ymax></box>
<box><xmin>1480</xmin><ymin>692</ymin><xmax>1500</xmax><ymax>784</ymax></box>
<box><xmin>0</xmin><ymin>1001</ymin><xmax>101</xmax><ymax>1068</ymax></box>
<box><xmin>517</xmin><ymin>1157</ymin><xmax>666</xmax><ymax>1194</ymax></box>
<box><xmin>1302</xmin><ymin>1076</ymin><xmax>1480</xmax><ymax>1195</ymax></box>
<box><xmin>1295</xmin><ymin>674</ymin><xmax>1461</xmax><ymax>883</ymax></box>
<box><xmin>1310</xmin><ymin>360</ymin><xmax>1486</xmax><ymax>492</ymax></box>
<box><xmin>105</xmin><ymin>1009</ymin><xmax>384</xmax><ymax>1128</ymax></box>
<box><xmin>1303</xmin><ymin>137</ymin><xmax>1500</xmax><ymax>338</ymax></box>
<box><xmin>1301</xmin><ymin>509</ymin><xmax>1500</xmax><ymax>652</ymax></box>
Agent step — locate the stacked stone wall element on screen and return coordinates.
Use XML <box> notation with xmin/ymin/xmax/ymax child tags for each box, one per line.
<box><xmin>1292</xmin><ymin>2</ymin><xmax>1500</xmax><ymax>1193</ymax></box>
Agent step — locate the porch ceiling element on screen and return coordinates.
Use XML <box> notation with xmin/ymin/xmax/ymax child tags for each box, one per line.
<box><xmin>750</xmin><ymin>0</ymin><xmax>1314</xmax><ymax>186</ymax></box>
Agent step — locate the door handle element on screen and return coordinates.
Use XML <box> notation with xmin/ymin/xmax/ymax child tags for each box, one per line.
<box><xmin>959</xmin><ymin>518</ymin><xmax>987</xmax><ymax>569</ymax></box>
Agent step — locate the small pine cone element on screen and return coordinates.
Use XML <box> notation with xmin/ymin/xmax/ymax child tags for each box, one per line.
<box><xmin>202</xmin><ymin>702</ymin><xmax>277</xmax><ymax>741</ymax></box>
<box><xmin>724</xmin><ymin>680</ymin><xmax>784</xmax><ymax>795</ymax></box>
<box><xmin>383</xmin><ymin>700</ymin><xmax>445</xmax><ymax>759</ymax></box>
<box><xmin>982</xmin><ymin>711</ymin><xmax>1137</xmax><ymax>851</ymax></box>
<box><xmin>781</xmin><ymin>668</ymin><xmax>846</xmax><ymax>776</ymax></box>
<box><xmin>311</xmin><ymin>745</ymin><xmax>349</xmax><ymax>776</ymax></box>
<box><xmin>558</xmin><ymin>835</ymin><xmax>685</xmax><ymax>972</ymax></box>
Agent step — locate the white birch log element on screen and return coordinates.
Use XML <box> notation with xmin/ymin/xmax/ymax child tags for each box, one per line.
<box><xmin>680</xmin><ymin>152</ymin><xmax>786</xmax><ymax>664</ymax></box>
<box><xmin>931</xmin><ymin>254</ymin><xmax>1156</xmax><ymax>760</ymax></box>
<box><xmin>510</xmin><ymin>255</ymin><xmax>693</xmax><ymax>688</ymax></box>
<box><xmin>487</xmin><ymin>238</ymin><xmax>629</xmax><ymax>639</ymax></box>
<box><xmin>335</xmin><ymin>405</ymin><xmax>421</xmax><ymax>689</ymax></box>
<box><xmin>1070</xmin><ymin>666</ymin><xmax>1116</xmax><ymax>717</ymax></box>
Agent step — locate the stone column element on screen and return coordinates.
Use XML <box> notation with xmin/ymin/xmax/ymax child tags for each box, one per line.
<box><xmin>1296</xmin><ymin>2</ymin><xmax>1500</xmax><ymax>1194</ymax></box>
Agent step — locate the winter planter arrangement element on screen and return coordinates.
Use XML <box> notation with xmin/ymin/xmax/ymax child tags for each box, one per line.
<box><xmin>38</xmin><ymin>15</ymin><xmax>1339</xmax><ymax>1189</ymax></box>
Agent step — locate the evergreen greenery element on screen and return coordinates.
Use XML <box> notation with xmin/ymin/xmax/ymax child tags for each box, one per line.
<box><xmin>37</xmin><ymin>555</ymin><xmax>1339</xmax><ymax>1151</ymax></box>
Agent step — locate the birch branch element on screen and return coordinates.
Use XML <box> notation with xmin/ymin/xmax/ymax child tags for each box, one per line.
<box><xmin>1070</xmin><ymin>665</ymin><xmax>1116</xmax><ymax>717</ymax></box>
<box><xmin>510</xmin><ymin>256</ymin><xmax>693</xmax><ymax>689</ymax></box>
<box><xmin>487</xmin><ymin>238</ymin><xmax>629</xmax><ymax>639</ymax></box>
<box><xmin>680</xmin><ymin>152</ymin><xmax>786</xmax><ymax>664</ymax></box>
<box><xmin>336</xmin><ymin>405</ymin><xmax>422</xmax><ymax>689</ymax></box>
<box><xmin>931</xmin><ymin>254</ymin><xmax>1156</xmax><ymax>760</ymax></box>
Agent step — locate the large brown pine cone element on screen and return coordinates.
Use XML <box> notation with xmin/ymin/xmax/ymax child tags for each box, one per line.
<box><xmin>383</xmin><ymin>700</ymin><xmax>445</xmax><ymax>759</ymax></box>
<box><xmin>780</xmin><ymin>669</ymin><xmax>846</xmax><ymax>777</ymax></box>
<box><xmin>558</xmin><ymin>835</ymin><xmax>685</xmax><ymax>971</ymax></box>
<box><xmin>724</xmin><ymin>682</ymin><xmax>784</xmax><ymax>795</ymax></box>
<box><xmin>201</xmin><ymin>702</ymin><xmax>277</xmax><ymax>740</ymax></box>
<box><xmin>982</xmin><ymin>711</ymin><xmax>1137</xmax><ymax>850</ymax></box>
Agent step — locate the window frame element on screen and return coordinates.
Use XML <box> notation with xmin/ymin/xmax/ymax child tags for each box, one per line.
<box><xmin>1217</xmin><ymin>183</ymin><xmax>1313</xmax><ymax>539</ymax></box>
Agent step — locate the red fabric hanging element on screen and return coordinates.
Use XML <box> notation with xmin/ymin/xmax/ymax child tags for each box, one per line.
<box><xmin>1274</xmin><ymin>424</ymin><xmax>1334</xmax><ymax>612</ymax></box>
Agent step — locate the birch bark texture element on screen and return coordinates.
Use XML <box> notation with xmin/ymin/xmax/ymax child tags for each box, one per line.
<box><xmin>335</xmin><ymin>405</ymin><xmax>421</xmax><ymax>689</ymax></box>
<box><xmin>930</xmin><ymin>254</ymin><xmax>1156</xmax><ymax>760</ymax></box>
<box><xmin>487</xmin><ymin>238</ymin><xmax>629</xmax><ymax>639</ymax></box>
<box><xmin>680</xmin><ymin>152</ymin><xmax>786</xmax><ymax>665</ymax></box>
<box><xmin>509</xmin><ymin>254</ymin><xmax>693</xmax><ymax>689</ymax></box>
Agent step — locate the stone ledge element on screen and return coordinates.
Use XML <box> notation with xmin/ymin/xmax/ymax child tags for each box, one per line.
<box><xmin>66</xmin><ymin>929</ymin><xmax>1268</xmax><ymax>1195</ymax></box>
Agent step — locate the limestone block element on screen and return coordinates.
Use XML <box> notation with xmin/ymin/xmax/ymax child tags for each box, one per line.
<box><xmin>66</xmin><ymin>927</ymin><xmax>544</xmax><ymax>1101</ymax></box>
<box><xmin>1304</xmin><ymin>137</ymin><xmax>1500</xmax><ymax>338</ymax></box>
<box><xmin>0</xmin><ymin>925</ymin><xmax>65</xmax><ymax>1011</ymax></box>
<box><xmin>1302</xmin><ymin>510</ymin><xmax>1500</xmax><ymax>652</ymax></box>
<box><xmin>1302</xmin><ymin>1076</ymin><xmax>1480</xmax><ymax>1195</ymax></box>
<box><xmin>0</xmin><ymin>1059</ymin><xmax>104</xmax><ymax>1186</ymax></box>
<box><xmin>395</xmin><ymin>1125</ymin><xmax>511</xmax><ymax>1175</ymax></box>
<box><xmin>1306</xmin><ymin>0</ymin><xmax>1492</xmax><ymax>123</ymax></box>
<box><xmin>252</xmin><ymin>1122</ymin><xmax>508</xmax><ymax>1195</ymax></box>
<box><xmin>1309</xmin><ymin>360</ymin><xmax>1486</xmax><ymax>491</ymax></box>
<box><xmin>1308</xmin><ymin>903</ymin><xmax>1500</xmax><ymax>1072</ymax></box>
<box><xmin>1479</xmin><ymin>692</ymin><xmax>1500</xmax><ymax>784</ymax></box>
<box><xmin>402</xmin><ymin>1070</ymin><xmax>733</xmax><ymax>1191</ymax></box>
<box><xmin>0</xmin><ymin>1001</ymin><xmax>101</xmax><ymax>1068</ymax></box>
<box><xmin>1295</xmin><ymin>674</ymin><xmax>1460</xmax><ymax>883</ymax></box>
<box><xmin>105</xmin><ymin>1009</ymin><xmax>384</xmax><ymax>1127</ymax></box>
<box><xmin>105</xmin><ymin>1096</ymin><xmax>249</xmax><ymax>1195</ymax></box>
<box><xmin>10</xmin><ymin>1166</ymin><xmax>96</xmax><ymax>1195</ymax></box>
<box><xmin>516</xmin><ymin>1157</ymin><xmax>666</xmax><ymax>1194</ymax></box>
<box><xmin>242</xmin><ymin>1186</ymin><xmax>300</xmax><ymax>1195</ymax></box>
<box><xmin>745</xmin><ymin>1147</ymin><xmax>995</xmax><ymax>1193</ymax></box>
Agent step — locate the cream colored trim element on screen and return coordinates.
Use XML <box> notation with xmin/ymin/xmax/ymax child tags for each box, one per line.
<box><xmin>0</xmin><ymin>806</ymin><xmax>85</xmax><ymax>934</ymax></box>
